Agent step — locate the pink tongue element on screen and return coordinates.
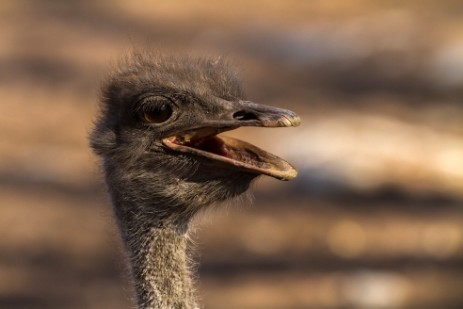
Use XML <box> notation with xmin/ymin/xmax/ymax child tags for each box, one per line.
<box><xmin>196</xmin><ymin>137</ymin><xmax>230</xmax><ymax>158</ymax></box>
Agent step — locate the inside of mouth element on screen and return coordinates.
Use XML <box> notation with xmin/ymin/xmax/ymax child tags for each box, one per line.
<box><xmin>172</xmin><ymin>132</ymin><xmax>266</xmax><ymax>167</ymax></box>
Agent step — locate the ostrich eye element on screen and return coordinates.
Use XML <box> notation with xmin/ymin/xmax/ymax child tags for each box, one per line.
<box><xmin>143</xmin><ymin>100</ymin><xmax>173</xmax><ymax>124</ymax></box>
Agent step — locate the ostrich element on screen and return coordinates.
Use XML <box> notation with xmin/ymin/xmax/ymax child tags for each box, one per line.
<box><xmin>90</xmin><ymin>52</ymin><xmax>300</xmax><ymax>309</ymax></box>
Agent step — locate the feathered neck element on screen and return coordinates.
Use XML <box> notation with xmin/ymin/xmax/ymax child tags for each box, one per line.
<box><xmin>119</xmin><ymin>216</ymin><xmax>198</xmax><ymax>309</ymax></box>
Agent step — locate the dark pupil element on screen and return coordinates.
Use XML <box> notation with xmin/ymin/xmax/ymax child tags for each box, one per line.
<box><xmin>144</xmin><ymin>103</ymin><xmax>172</xmax><ymax>123</ymax></box>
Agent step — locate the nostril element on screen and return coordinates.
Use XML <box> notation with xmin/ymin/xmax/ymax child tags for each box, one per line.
<box><xmin>233</xmin><ymin>110</ymin><xmax>259</xmax><ymax>121</ymax></box>
<box><xmin>233</xmin><ymin>111</ymin><xmax>246</xmax><ymax>120</ymax></box>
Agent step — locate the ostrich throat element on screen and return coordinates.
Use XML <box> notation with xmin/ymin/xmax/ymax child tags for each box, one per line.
<box><xmin>118</xmin><ymin>205</ymin><xmax>197</xmax><ymax>309</ymax></box>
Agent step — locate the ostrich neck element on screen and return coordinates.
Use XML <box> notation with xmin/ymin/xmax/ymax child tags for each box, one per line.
<box><xmin>120</xmin><ymin>216</ymin><xmax>198</xmax><ymax>309</ymax></box>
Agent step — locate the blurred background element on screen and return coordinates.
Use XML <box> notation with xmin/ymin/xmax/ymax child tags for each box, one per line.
<box><xmin>1</xmin><ymin>1</ymin><xmax>462</xmax><ymax>308</ymax></box>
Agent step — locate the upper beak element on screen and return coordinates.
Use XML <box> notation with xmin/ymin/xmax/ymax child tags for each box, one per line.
<box><xmin>203</xmin><ymin>100</ymin><xmax>301</xmax><ymax>129</ymax></box>
<box><xmin>230</xmin><ymin>101</ymin><xmax>301</xmax><ymax>128</ymax></box>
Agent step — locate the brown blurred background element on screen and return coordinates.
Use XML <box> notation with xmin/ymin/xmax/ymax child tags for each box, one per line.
<box><xmin>1</xmin><ymin>1</ymin><xmax>463</xmax><ymax>308</ymax></box>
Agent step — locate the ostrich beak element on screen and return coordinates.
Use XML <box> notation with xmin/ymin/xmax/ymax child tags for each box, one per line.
<box><xmin>162</xmin><ymin>101</ymin><xmax>300</xmax><ymax>181</ymax></box>
<box><xmin>228</xmin><ymin>101</ymin><xmax>301</xmax><ymax>128</ymax></box>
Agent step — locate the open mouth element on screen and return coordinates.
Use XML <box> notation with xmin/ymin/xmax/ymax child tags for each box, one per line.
<box><xmin>162</xmin><ymin>126</ymin><xmax>298</xmax><ymax>181</ymax></box>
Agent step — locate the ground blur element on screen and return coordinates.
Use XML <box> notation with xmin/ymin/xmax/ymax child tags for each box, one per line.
<box><xmin>1</xmin><ymin>1</ymin><xmax>462</xmax><ymax>308</ymax></box>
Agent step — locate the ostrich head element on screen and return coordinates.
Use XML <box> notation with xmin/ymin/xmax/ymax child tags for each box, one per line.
<box><xmin>90</xmin><ymin>52</ymin><xmax>300</xmax><ymax>229</ymax></box>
